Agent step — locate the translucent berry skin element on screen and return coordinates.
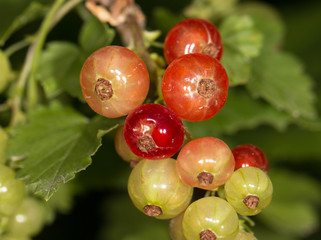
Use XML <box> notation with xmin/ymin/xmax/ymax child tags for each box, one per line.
<box><xmin>235</xmin><ymin>231</ymin><xmax>257</xmax><ymax>240</ymax></box>
<box><xmin>224</xmin><ymin>167</ymin><xmax>273</xmax><ymax>216</ymax></box>
<box><xmin>169</xmin><ymin>212</ymin><xmax>186</xmax><ymax>240</ymax></box>
<box><xmin>162</xmin><ymin>53</ymin><xmax>229</xmax><ymax>122</ymax></box>
<box><xmin>183</xmin><ymin>197</ymin><xmax>239</xmax><ymax>240</ymax></box>
<box><xmin>114</xmin><ymin>125</ymin><xmax>143</xmax><ymax>163</ymax></box>
<box><xmin>128</xmin><ymin>158</ymin><xmax>193</xmax><ymax>219</ymax></box>
<box><xmin>124</xmin><ymin>103</ymin><xmax>185</xmax><ymax>160</ymax></box>
<box><xmin>176</xmin><ymin>137</ymin><xmax>235</xmax><ymax>190</ymax></box>
<box><xmin>164</xmin><ymin>18</ymin><xmax>223</xmax><ymax>65</ymax></box>
<box><xmin>6</xmin><ymin>197</ymin><xmax>46</xmax><ymax>237</ymax></box>
<box><xmin>232</xmin><ymin>144</ymin><xmax>269</xmax><ymax>172</ymax></box>
<box><xmin>80</xmin><ymin>46</ymin><xmax>149</xmax><ymax>118</ymax></box>
<box><xmin>0</xmin><ymin>164</ymin><xmax>25</xmax><ymax>216</ymax></box>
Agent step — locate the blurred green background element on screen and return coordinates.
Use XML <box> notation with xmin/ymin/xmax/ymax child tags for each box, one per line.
<box><xmin>1</xmin><ymin>0</ymin><xmax>321</xmax><ymax>239</ymax></box>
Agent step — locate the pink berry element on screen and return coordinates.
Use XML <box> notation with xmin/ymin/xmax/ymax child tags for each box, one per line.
<box><xmin>176</xmin><ymin>137</ymin><xmax>235</xmax><ymax>190</ymax></box>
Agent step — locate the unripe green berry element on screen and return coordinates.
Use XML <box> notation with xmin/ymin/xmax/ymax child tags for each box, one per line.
<box><xmin>224</xmin><ymin>167</ymin><xmax>273</xmax><ymax>216</ymax></box>
<box><xmin>235</xmin><ymin>231</ymin><xmax>257</xmax><ymax>240</ymax></box>
<box><xmin>6</xmin><ymin>197</ymin><xmax>46</xmax><ymax>237</ymax></box>
<box><xmin>183</xmin><ymin>197</ymin><xmax>239</xmax><ymax>240</ymax></box>
<box><xmin>0</xmin><ymin>164</ymin><xmax>25</xmax><ymax>216</ymax></box>
<box><xmin>128</xmin><ymin>158</ymin><xmax>193</xmax><ymax>219</ymax></box>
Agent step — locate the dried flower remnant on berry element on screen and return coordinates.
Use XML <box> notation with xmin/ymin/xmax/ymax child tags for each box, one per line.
<box><xmin>95</xmin><ymin>78</ymin><xmax>113</xmax><ymax>100</ymax></box>
<box><xmin>243</xmin><ymin>195</ymin><xmax>260</xmax><ymax>209</ymax></box>
<box><xmin>197</xmin><ymin>79</ymin><xmax>216</xmax><ymax>98</ymax></box>
<box><xmin>144</xmin><ymin>205</ymin><xmax>162</xmax><ymax>217</ymax></box>
<box><xmin>201</xmin><ymin>43</ymin><xmax>220</xmax><ymax>59</ymax></box>
<box><xmin>200</xmin><ymin>229</ymin><xmax>217</xmax><ymax>240</ymax></box>
<box><xmin>197</xmin><ymin>171</ymin><xmax>214</xmax><ymax>187</ymax></box>
<box><xmin>138</xmin><ymin>136</ymin><xmax>156</xmax><ymax>153</ymax></box>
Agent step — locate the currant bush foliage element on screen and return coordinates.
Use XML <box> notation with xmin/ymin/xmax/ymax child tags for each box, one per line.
<box><xmin>0</xmin><ymin>0</ymin><xmax>320</xmax><ymax>239</ymax></box>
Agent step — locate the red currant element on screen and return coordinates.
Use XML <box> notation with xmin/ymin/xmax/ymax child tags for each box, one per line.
<box><xmin>80</xmin><ymin>46</ymin><xmax>150</xmax><ymax>118</ymax></box>
<box><xmin>162</xmin><ymin>53</ymin><xmax>229</xmax><ymax>122</ymax></box>
<box><xmin>164</xmin><ymin>18</ymin><xmax>223</xmax><ymax>65</ymax></box>
<box><xmin>176</xmin><ymin>137</ymin><xmax>235</xmax><ymax>190</ymax></box>
<box><xmin>232</xmin><ymin>144</ymin><xmax>269</xmax><ymax>172</ymax></box>
<box><xmin>124</xmin><ymin>103</ymin><xmax>184</xmax><ymax>160</ymax></box>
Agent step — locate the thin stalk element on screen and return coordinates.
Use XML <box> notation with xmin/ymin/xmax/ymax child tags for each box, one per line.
<box><xmin>28</xmin><ymin>0</ymin><xmax>66</xmax><ymax>110</ymax></box>
<box><xmin>10</xmin><ymin>0</ymin><xmax>82</xmax><ymax>125</ymax></box>
<box><xmin>4</xmin><ymin>39</ymin><xmax>30</xmax><ymax>57</ymax></box>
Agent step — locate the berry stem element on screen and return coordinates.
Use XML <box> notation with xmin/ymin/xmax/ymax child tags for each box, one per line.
<box><xmin>28</xmin><ymin>0</ymin><xmax>66</xmax><ymax>110</ymax></box>
<box><xmin>9</xmin><ymin>0</ymin><xmax>82</xmax><ymax>126</ymax></box>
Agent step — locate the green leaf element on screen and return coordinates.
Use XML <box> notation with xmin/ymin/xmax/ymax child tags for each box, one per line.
<box><xmin>219</xmin><ymin>14</ymin><xmax>263</xmax><ymax>86</ymax></box>
<box><xmin>223</xmin><ymin>125</ymin><xmax>321</xmax><ymax>162</ymax></box>
<box><xmin>257</xmin><ymin>201</ymin><xmax>319</xmax><ymax>237</ymax></box>
<box><xmin>254</xmin><ymin>224</ymin><xmax>298</xmax><ymax>240</ymax></box>
<box><xmin>220</xmin><ymin>15</ymin><xmax>263</xmax><ymax>58</ymax></box>
<box><xmin>151</xmin><ymin>7</ymin><xmax>185</xmax><ymax>35</ymax></box>
<box><xmin>0</xmin><ymin>1</ymin><xmax>46</xmax><ymax>46</ymax></box>
<box><xmin>186</xmin><ymin>88</ymin><xmax>290</xmax><ymax>138</ymax></box>
<box><xmin>268</xmin><ymin>169</ymin><xmax>321</xmax><ymax>204</ymax></box>
<box><xmin>236</xmin><ymin>2</ymin><xmax>285</xmax><ymax>50</ymax></box>
<box><xmin>0</xmin><ymin>0</ymin><xmax>30</xmax><ymax>44</ymax></box>
<box><xmin>6</xmin><ymin>102</ymin><xmax>118</xmax><ymax>200</ymax></box>
<box><xmin>79</xmin><ymin>15</ymin><xmax>115</xmax><ymax>55</ymax></box>
<box><xmin>184</xmin><ymin>0</ymin><xmax>239</xmax><ymax>22</ymax></box>
<box><xmin>75</xmin><ymin>132</ymin><xmax>132</xmax><ymax>192</ymax></box>
<box><xmin>98</xmin><ymin>193</ymin><xmax>170</xmax><ymax>240</ymax></box>
<box><xmin>221</xmin><ymin>47</ymin><xmax>251</xmax><ymax>86</ymax></box>
<box><xmin>37</xmin><ymin>41</ymin><xmax>84</xmax><ymax>100</ymax></box>
<box><xmin>247</xmin><ymin>51</ymin><xmax>316</xmax><ymax>119</ymax></box>
<box><xmin>0</xmin><ymin>50</ymin><xmax>11</xmax><ymax>93</ymax></box>
<box><xmin>221</xmin><ymin>47</ymin><xmax>251</xmax><ymax>85</ymax></box>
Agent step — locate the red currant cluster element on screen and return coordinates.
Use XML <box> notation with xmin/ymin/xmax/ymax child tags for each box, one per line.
<box><xmin>80</xmin><ymin>18</ymin><xmax>273</xmax><ymax>240</ymax></box>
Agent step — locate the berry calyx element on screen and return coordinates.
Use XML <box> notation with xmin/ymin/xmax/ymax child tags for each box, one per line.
<box><xmin>200</xmin><ymin>229</ymin><xmax>216</xmax><ymax>240</ymax></box>
<box><xmin>197</xmin><ymin>171</ymin><xmax>214</xmax><ymax>187</ymax></box>
<box><xmin>164</xmin><ymin>18</ymin><xmax>223</xmax><ymax>64</ymax></box>
<box><xmin>243</xmin><ymin>195</ymin><xmax>260</xmax><ymax>209</ymax></box>
<box><xmin>232</xmin><ymin>144</ymin><xmax>269</xmax><ymax>172</ymax></box>
<box><xmin>144</xmin><ymin>205</ymin><xmax>162</xmax><ymax>217</ymax></box>
<box><xmin>124</xmin><ymin>103</ymin><xmax>184</xmax><ymax>160</ymax></box>
<box><xmin>80</xmin><ymin>46</ymin><xmax>150</xmax><ymax>118</ymax></box>
<box><xmin>162</xmin><ymin>53</ymin><xmax>229</xmax><ymax>122</ymax></box>
<box><xmin>95</xmin><ymin>78</ymin><xmax>113</xmax><ymax>100</ymax></box>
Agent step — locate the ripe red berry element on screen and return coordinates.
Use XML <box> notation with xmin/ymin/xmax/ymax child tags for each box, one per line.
<box><xmin>162</xmin><ymin>53</ymin><xmax>229</xmax><ymax>122</ymax></box>
<box><xmin>164</xmin><ymin>18</ymin><xmax>223</xmax><ymax>65</ymax></box>
<box><xmin>80</xmin><ymin>46</ymin><xmax>150</xmax><ymax>118</ymax></box>
<box><xmin>124</xmin><ymin>103</ymin><xmax>184</xmax><ymax>160</ymax></box>
<box><xmin>232</xmin><ymin>144</ymin><xmax>269</xmax><ymax>172</ymax></box>
<box><xmin>176</xmin><ymin>137</ymin><xmax>235</xmax><ymax>190</ymax></box>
